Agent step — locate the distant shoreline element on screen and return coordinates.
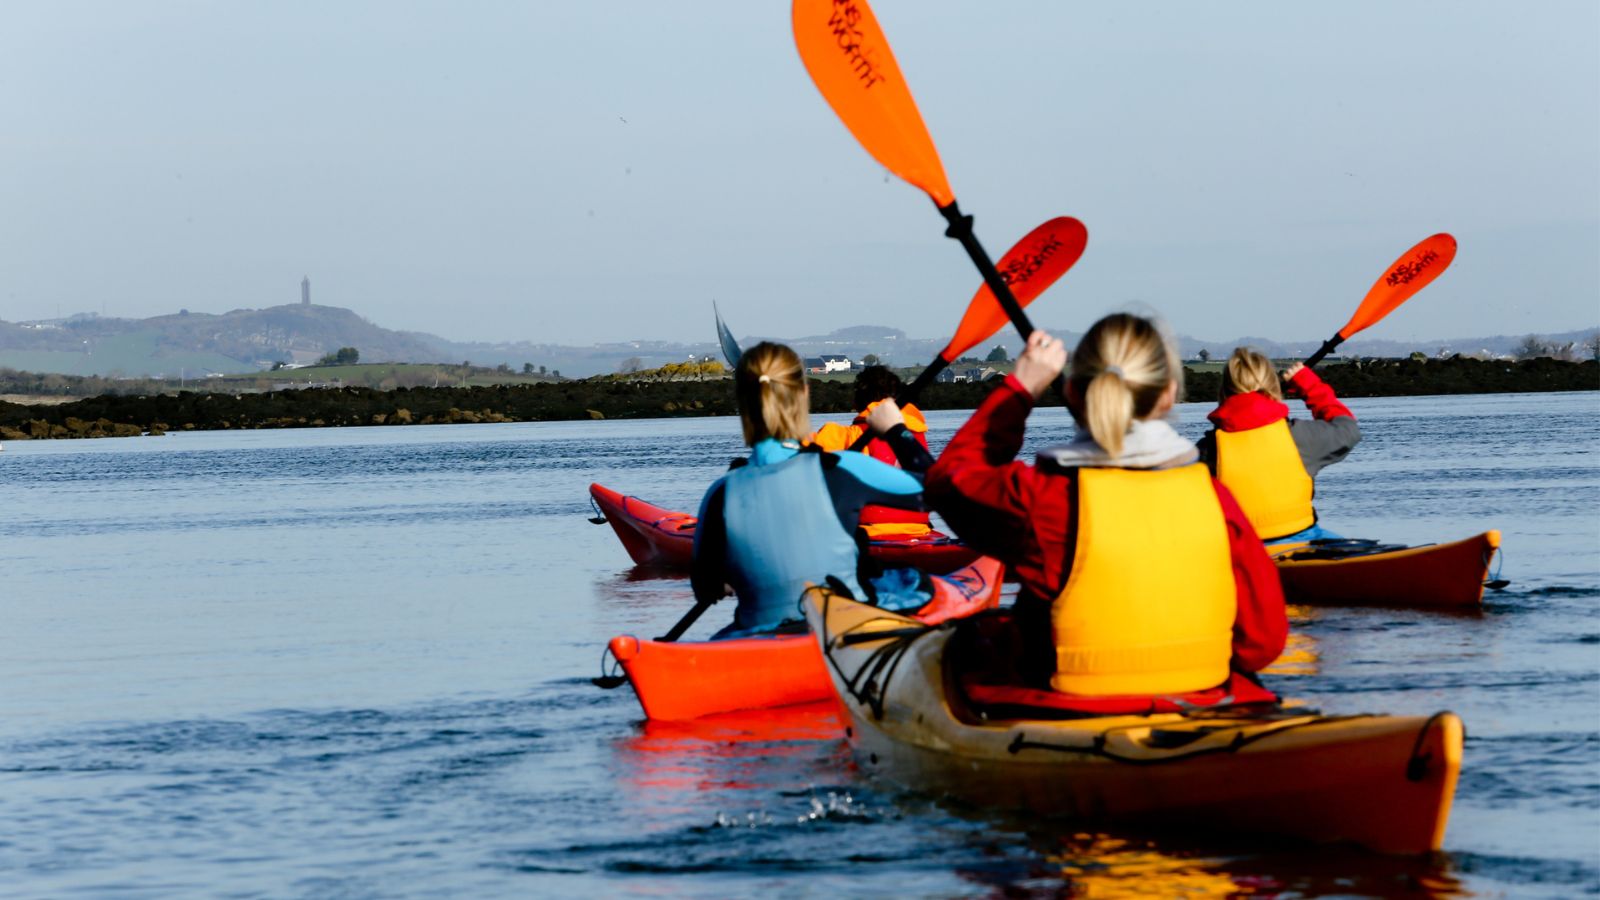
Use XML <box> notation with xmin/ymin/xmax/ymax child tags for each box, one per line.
<box><xmin>1</xmin><ymin>357</ymin><xmax>1593</xmax><ymax>441</ymax></box>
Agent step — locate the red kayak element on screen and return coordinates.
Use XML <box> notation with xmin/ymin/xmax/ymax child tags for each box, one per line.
<box><xmin>607</xmin><ymin>556</ymin><xmax>1005</xmax><ymax>721</ymax></box>
<box><xmin>1272</xmin><ymin>530</ymin><xmax>1502</xmax><ymax>607</ymax></box>
<box><xmin>589</xmin><ymin>482</ymin><xmax>980</xmax><ymax>575</ymax></box>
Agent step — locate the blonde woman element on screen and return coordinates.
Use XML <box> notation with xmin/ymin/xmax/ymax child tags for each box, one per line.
<box><xmin>691</xmin><ymin>342</ymin><xmax>932</xmax><ymax>639</ymax></box>
<box><xmin>1196</xmin><ymin>348</ymin><xmax>1360</xmax><ymax>544</ymax></box>
<box><xmin>926</xmin><ymin>314</ymin><xmax>1285</xmax><ymax>708</ymax></box>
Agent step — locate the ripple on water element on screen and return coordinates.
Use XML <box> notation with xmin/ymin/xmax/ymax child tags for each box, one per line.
<box><xmin>2</xmin><ymin>396</ymin><xmax>1597</xmax><ymax>897</ymax></box>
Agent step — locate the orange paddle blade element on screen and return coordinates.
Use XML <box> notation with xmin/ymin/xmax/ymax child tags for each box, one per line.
<box><xmin>792</xmin><ymin>0</ymin><xmax>954</xmax><ymax>207</ymax></box>
<box><xmin>942</xmin><ymin>217</ymin><xmax>1088</xmax><ymax>361</ymax></box>
<box><xmin>1339</xmin><ymin>233</ymin><xmax>1457</xmax><ymax>339</ymax></box>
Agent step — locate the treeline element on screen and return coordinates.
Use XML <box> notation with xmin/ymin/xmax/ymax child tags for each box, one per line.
<box><xmin>1185</xmin><ymin>355</ymin><xmax>1598</xmax><ymax>401</ymax></box>
<box><xmin>0</xmin><ymin>356</ymin><xmax>1592</xmax><ymax>440</ymax></box>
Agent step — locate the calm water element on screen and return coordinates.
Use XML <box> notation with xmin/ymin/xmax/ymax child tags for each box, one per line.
<box><xmin>2</xmin><ymin>392</ymin><xmax>1596</xmax><ymax>897</ymax></box>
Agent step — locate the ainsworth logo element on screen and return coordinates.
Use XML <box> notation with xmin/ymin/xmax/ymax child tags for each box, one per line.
<box><xmin>1000</xmin><ymin>235</ymin><xmax>1066</xmax><ymax>286</ymax></box>
<box><xmin>1386</xmin><ymin>249</ymin><xmax>1441</xmax><ymax>287</ymax></box>
<box><xmin>828</xmin><ymin>1</ymin><xmax>887</xmax><ymax>90</ymax></box>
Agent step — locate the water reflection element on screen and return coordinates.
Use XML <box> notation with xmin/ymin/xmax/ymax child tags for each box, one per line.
<box><xmin>613</xmin><ymin>703</ymin><xmax>843</xmax><ymax>797</ymax></box>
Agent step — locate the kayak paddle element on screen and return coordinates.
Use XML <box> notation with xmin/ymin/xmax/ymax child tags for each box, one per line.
<box><xmin>1303</xmin><ymin>234</ymin><xmax>1458</xmax><ymax>368</ymax></box>
<box><xmin>792</xmin><ymin>0</ymin><xmax>1040</xmax><ymax>342</ymax></box>
<box><xmin>845</xmin><ymin>216</ymin><xmax>1087</xmax><ymax>452</ymax></box>
<box><xmin>900</xmin><ymin>216</ymin><xmax>1087</xmax><ymax>400</ymax></box>
<box><xmin>714</xmin><ymin>301</ymin><xmax>743</xmax><ymax>367</ymax></box>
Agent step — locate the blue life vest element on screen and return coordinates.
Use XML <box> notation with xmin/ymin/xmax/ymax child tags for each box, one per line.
<box><xmin>721</xmin><ymin>443</ymin><xmax>864</xmax><ymax>634</ymax></box>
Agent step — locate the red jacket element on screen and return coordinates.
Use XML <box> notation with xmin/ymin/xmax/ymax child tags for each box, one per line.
<box><xmin>926</xmin><ymin>375</ymin><xmax>1288</xmax><ymax>675</ymax></box>
<box><xmin>1207</xmin><ymin>366</ymin><xmax>1353</xmax><ymax>432</ymax></box>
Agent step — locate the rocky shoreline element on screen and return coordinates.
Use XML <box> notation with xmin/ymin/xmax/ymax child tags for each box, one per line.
<box><xmin>1</xmin><ymin>356</ymin><xmax>1593</xmax><ymax>441</ymax></box>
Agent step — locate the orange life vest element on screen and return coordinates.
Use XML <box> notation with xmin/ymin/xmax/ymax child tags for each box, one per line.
<box><xmin>810</xmin><ymin>402</ymin><xmax>931</xmax><ymax>538</ymax></box>
<box><xmin>1213</xmin><ymin>419</ymin><xmax>1316</xmax><ymax>540</ymax></box>
<box><xmin>1049</xmin><ymin>465</ymin><xmax>1236</xmax><ymax>696</ymax></box>
<box><xmin>809</xmin><ymin>401</ymin><xmax>929</xmax><ymax>452</ymax></box>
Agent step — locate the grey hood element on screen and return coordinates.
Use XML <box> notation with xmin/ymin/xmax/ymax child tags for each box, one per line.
<box><xmin>1038</xmin><ymin>418</ymin><xmax>1199</xmax><ymax>470</ymax></box>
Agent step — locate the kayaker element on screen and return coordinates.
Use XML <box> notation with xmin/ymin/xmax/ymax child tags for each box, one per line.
<box><xmin>692</xmin><ymin>342</ymin><xmax>935</xmax><ymax>639</ymax></box>
<box><xmin>1196</xmin><ymin>347</ymin><xmax>1361</xmax><ymax>544</ymax></box>
<box><xmin>925</xmin><ymin>314</ymin><xmax>1287</xmax><ymax>705</ymax></box>
<box><xmin>810</xmin><ymin>365</ymin><xmax>934</xmax><ymax>539</ymax></box>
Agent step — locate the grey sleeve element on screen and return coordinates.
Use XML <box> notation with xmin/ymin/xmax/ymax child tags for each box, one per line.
<box><xmin>1289</xmin><ymin>417</ymin><xmax>1361</xmax><ymax>477</ymax></box>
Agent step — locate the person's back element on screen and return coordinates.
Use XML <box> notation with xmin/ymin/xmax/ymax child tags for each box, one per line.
<box><xmin>809</xmin><ymin>365</ymin><xmax>934</xmax><ymax>539</ymax></box>
<box><xmin>926</xmin><ymin>315</ymin><xmax>1286</xmax><ymax>704</ymax></box>
<box><xmin>1197</xmin><ymin>349</ymin><xmax>1360</xmax><ymax>543</ymax></box>
<box><xmin>692</xmin><ymin>343</ymin><xmax>928</xmax><ymax>639</ymax></box>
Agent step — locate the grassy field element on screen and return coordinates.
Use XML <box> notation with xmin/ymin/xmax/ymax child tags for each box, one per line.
<box><xmin>0</xmin><ymin>331</ymin><xmax>253</xmax><ymax>378</ymax></box>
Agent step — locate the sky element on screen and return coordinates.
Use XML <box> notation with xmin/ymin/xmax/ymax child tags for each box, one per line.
<box><xmin>1</xmin><ymin>1</ymin><xmax>1595</xmax><ymax>347</ymax></box>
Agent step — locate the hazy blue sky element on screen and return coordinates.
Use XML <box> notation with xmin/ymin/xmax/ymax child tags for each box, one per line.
<box><xmin>2</xmin><ymin>1</ymin><xmax>1595</xmax><ymax>346</ymax></box>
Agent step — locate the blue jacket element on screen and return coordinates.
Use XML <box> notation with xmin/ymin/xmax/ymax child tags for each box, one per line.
<box><xmin>692</xmin><ymin>438</ymin><xmax>924</xmax><ymax>637</ymax></box>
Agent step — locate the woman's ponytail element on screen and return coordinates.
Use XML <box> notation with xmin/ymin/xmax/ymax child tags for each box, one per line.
<box><xmin>1083</xmin><ymin>369</ymin><xmax>1134</xmax><ymax>457</ymax></box>
<box><xmin>735</xmin><ymin>342</ymin><xmax>809</xmax><ymax>445</ymax></box>
<box><xmin>1069</xmin><ymin>314</ymin><xmax>1179</xmax><ymax>457</ymax></box>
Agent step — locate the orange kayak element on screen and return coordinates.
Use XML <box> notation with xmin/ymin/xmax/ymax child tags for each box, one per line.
<box><xmin>1272</xmin><ymin>530</ymin><xmax>1502</xmax><ymax>607</ymax></box>
<box><xmin>589</xmin><ymin>482</ymin><xmax>980</xmax><ymax>574</ymax></box>
<box><xmin>608</xmin><ymin>556</ymin><xmax>1004</xmax><ymax>721</ymax></box>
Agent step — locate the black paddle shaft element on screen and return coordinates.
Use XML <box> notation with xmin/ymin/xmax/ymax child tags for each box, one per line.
<box><xmin>846</xmin><ymin>203</ymin><xmax>1047</xmax><ymax>455</ymax></box>
<box><xmin>938</xmin><ymin>201</ymin><xmax>1066</xmax><ymax>397</ymax></box>
<box><xmin>938</xmin><ymin>202</ymin><xmax>1035</xmax><ymax>340</ymax></box>
<box><xmin>1302</xmin><ymin>334</ymin><xmax>1344</xmax><ymax>370</ymax></box>
<box><xmin>656</xmin><ymin>596</ymin><xmax>717</xmax><ymax>642</ymax></box>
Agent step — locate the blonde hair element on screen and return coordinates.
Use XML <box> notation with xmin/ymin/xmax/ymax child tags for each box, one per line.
<box><xmin>735</xmin><ymin>342</ymin><xmax>810</xmax><ymax>445</ymax></box>
<box><xmin>1068</xmin><ymin>313</ymin><xmax>1181</xmax><ymax>457</ymax></box>
<box><xmin>1220</xmin><ymin>347</ymin><xmax>1283</xmax><ymax>402</ymax></box>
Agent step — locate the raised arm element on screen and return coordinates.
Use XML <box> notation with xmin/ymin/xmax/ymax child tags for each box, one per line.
<box><xmin>863</xmin><ymin>399</ymin><xmax>934</xmax><ymax>474</ymax></box>
<box><xmin>1285</xmin><ymin>364</ymin><xmax>1354</xmax><ymax>421</ymax></box>
<box><xmin>1284</xmin><ymin>364</ymin><xmax>1361</xmax><ymax>476</ymax></box>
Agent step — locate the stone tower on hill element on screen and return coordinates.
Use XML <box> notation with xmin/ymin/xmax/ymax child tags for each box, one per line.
<box><xmin>301</xmin><ymin>276</ymin><xmax>310</xmax><ymax>305</ymax></box>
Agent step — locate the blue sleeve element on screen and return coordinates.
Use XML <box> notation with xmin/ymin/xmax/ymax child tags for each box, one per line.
<box><xmin>820</xmin><ymin>451</ymin><xmax>925</xmax><ymax>534</ymax></box>
<box><xmin>832</xmin><ymin>451</ymin><xmax>923</xmax><ymax>495</ymax></box>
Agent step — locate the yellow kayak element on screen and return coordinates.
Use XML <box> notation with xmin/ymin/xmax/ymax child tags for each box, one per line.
<box><xmin>803</xmin><ymin>587</ymin><xmax>1463</xmax><ymax>855</ymax></box>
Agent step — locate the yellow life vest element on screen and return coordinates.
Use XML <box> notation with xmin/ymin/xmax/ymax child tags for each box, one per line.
<box><xmin>1213</xmin><ymin>419</ymin><xmax>1315</xmax><ymax>540</ymax></box>
<box><xmin>1050</xmin><ymin>465</ymin><xmax>1236</xmax><ymax>696</ymax></box>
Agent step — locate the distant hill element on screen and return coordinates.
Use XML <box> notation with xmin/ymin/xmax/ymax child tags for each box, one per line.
<box><xmin>0</xmin><ymin>305</ymin><xmax>441</xmax><ymax>378</ymax></box>
<box><xmin>0</xmin><ymin>304</ymin><xmax>1592</xmax><ymax>378</ymax></box>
